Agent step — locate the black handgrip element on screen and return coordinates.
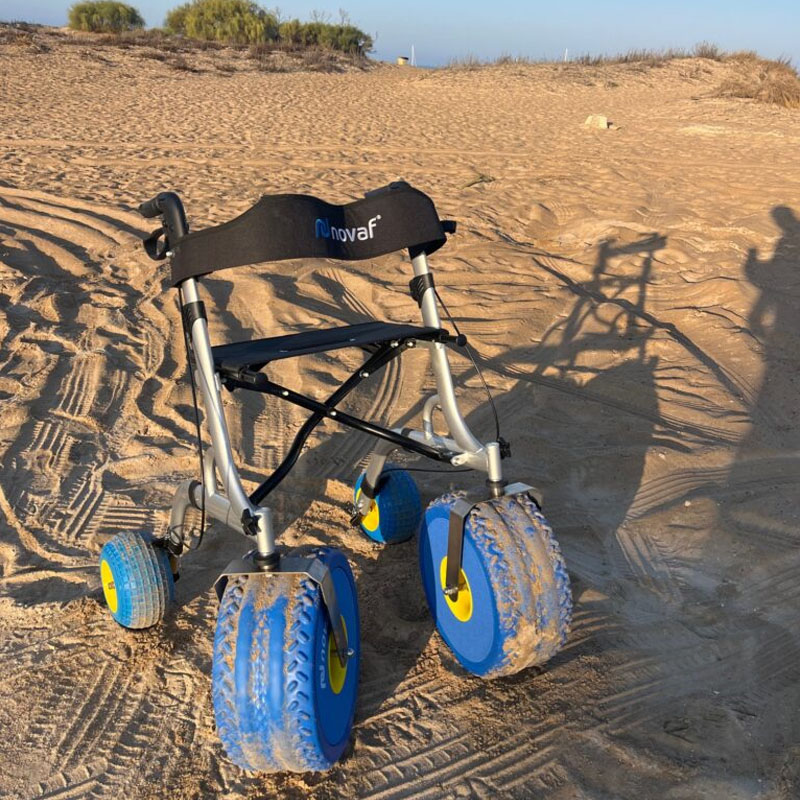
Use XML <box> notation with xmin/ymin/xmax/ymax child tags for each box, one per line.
<box><xmin>138</xmin><ymin>195</ymin><xmax>163</xmax><ymax>219</ymax></box>
<box><xmin>137</xmin><ymin>192</ymin><xmax>189</xmax><ymax>262</ymax></box>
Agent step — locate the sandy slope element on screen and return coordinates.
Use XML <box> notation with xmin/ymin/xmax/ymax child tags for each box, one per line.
<box><xmin>1</xmin><ymin>30</ymin><xmax>800</xmax><ymax>799</ymax></box>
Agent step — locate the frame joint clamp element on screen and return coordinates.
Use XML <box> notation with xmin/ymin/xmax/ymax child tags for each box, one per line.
<box><xmin>181</xmin><ymin>300</ymin><xmax>207</xmax><ymax>332</ymax></box>
<box><xmin>409</xmin><ymin>272</ymin><xmax>435</xmax><ymax>307</ymax></box>
<box><xmin>240</xmin><ymin>508</ymin><xmax>260</xmax><ymax>537</ymax></box>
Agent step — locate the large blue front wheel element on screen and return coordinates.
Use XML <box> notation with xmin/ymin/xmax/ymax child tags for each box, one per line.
<box><xmin>212</xmin><ymin>547</ymin><xmax>360</xmax><ymax>772</ymax></box>
<box><xmin>419</xmin><ymin>492</ymin><xmax>572</xmax><ymax>678</ymax></box>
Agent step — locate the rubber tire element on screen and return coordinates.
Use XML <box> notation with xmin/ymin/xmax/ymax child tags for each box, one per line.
<box><xmin>419</xmin><ymin>491</ymin><xmax>572</xmax><ymax>678</ymax></box>
<box><xmin>99</xmin><ymin>531</ymin><xmax>174</xmax><ymax>629</ymax></box>
<box><xmin>353</xmin><ymin>467</ymin><xmax>422</xmax><ymax>544</ymax></box>
<box><xmin>212</xmin><ymin>547</ymin><xmax>360</xmax><ymax>772</ymax></box>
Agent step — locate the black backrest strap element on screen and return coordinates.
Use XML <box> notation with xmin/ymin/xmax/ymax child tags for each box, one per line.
<box><xmin>168</xmin><ymin>182</ymin><xmax>449</xmax><ymax>286</ymax></box>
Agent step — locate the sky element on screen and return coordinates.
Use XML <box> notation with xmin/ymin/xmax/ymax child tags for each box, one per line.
<box><xmin>2</xmin><ymin>1</ymin><xmax>798</xmax><ymax>67</ymax></box>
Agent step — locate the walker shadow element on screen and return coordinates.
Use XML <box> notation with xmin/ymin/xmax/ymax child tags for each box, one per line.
<box><xmin>616</xmin><ymin>207</ymin><xmax>800</xmax><ymax>784</ymax></box>
<box><xmin>497</xmin><ymin>208</ymin><xmax>800</xmax><ymax>789</ymax></box>
<box><xmin>474</xmin><ymin>235</ymin><xmax>678</xmax><ymax>679</ymax></box>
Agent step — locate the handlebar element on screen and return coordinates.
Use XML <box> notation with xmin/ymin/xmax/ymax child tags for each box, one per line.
<box><xmin>137</xmin><ymin>191</ymin><xmax>190</xmax><ymax>260</ymax></box>
<box><xmin>138</xmin><ymin>195</ymin><xmax>163</xmax><ymax>219</ymax></box>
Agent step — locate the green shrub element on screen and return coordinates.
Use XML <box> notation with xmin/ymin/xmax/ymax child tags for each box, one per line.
<box><xmin>278</xmin><ymin>18</ymin><xmax>302</xmax><ymax>46</ymax></box>
<box><xmin>162</xmin><ymin>0</ymin><xmax>278</xmax><ymax>44</ymax></box>
<box><xmin>68</xmin><ymin>1</ymin><xmax>145</xmax><ymax>33</ymax></box>
<box><xmin>162</xmin><ymin>1</ymin><xmax>372</xmax><ymax>52</ymax></box>
<box><xmin>328</xmin><ymin>24</ymin><xmax>373</xmax><ymax>54</ymax></box>
<box><xmin>164</xmin><ymin>3</ymin><xmax>191</xmax><ymax>35</ymax></box>
<box><xmin>301</xmin><ymin>21</ymin><xmax>371</xmax><ymax>53</ymax></box>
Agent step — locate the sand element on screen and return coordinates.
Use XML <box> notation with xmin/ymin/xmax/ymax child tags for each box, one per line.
<box><xmin>1</xmin><ymin>29</ymin><xmax>800</xmax><ymax>799</ymax></box>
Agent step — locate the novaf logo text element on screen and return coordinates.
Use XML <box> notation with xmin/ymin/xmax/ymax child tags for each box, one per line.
<box><xmin>315</xmin><ymin>215</ymin><xmax>381</xmax><ymax>242</ymax></box>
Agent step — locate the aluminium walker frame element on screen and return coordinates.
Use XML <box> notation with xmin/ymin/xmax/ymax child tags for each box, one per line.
<box><xmin>139</xmin><ymin>185</ymin><xmax>538</xmax><ymax>666</ymax></box>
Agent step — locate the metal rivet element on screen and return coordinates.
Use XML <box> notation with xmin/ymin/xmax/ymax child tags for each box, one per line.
<box><xmin>281</xmin><ymin>390</ymin><xmax>289</xmax><ymax>397</ymax></box>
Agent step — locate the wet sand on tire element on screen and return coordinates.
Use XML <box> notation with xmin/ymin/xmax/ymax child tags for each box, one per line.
<box><xmin>1</xmin><ymin>27</ymin><xmax>800</xmax><ymax>799</ymax></box>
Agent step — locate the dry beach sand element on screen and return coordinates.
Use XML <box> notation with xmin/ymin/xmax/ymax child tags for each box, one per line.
<box><xmin>1</xmin><ymin>29</ymin><xmax>800</xmax><ymax>799</ymax></box>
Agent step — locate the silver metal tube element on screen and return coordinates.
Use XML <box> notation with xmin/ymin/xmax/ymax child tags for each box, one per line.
<box><xmin>422</xmin><ymin>393</ymin><xmax>441</xmax><ymax>439</ymax></box>
<box><xmin>190</xmin><ymin>483</ymin><xmax>238</xmax><ymax>528</ymax></box>
<box><xmin>486</xmin><ymin>442</ymin><xmax>503</xmax><ymax>483</ymax></box>
<box><xmin>364</xmin><ymin>442</ymin><xmax>393</xmax><ymax>487</ymax></box>
<box><xmin>411</xmin><ymin>252</ymin><xmax>484</xmax><ymax>457</ymax></box>
<box><xmin>203</xmin><ymin>449</ymin><xmax>218</xmax><ymax>494</ymax></box>
<box><xmin>168</xmin><ymin>479</ymin><xmax>194</xmax><ymax>536</ymax></box>
<box><xmin>255</xmin><ymin>510</ymin><xmax>274</xmax><ymax>556</ymax></box>
<box><xmin>179</xmin><ymin>279</ymin><xmax>276</xmax><ymax>554</ymax></box>
<box><xmin>412</xmin><ymin>251</ymin><xmax>442</xmax><ymax>329</ymax></box>
<box><xmin>181</xmin><ymin>279</ymin><xmax>251</xmax><ymax>519</ymax></box>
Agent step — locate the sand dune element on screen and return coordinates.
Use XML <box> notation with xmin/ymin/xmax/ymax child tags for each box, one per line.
<box><xmin>1</xmin><ymin>30</ymin><xmax>800</xmax><ymax>799</ymax></box>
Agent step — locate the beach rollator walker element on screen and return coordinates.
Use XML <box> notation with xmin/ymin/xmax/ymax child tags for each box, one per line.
<box><xmin>98</xmin><ymin>181</ymin><xmax>572</xmax><ymax>772</ymax></box>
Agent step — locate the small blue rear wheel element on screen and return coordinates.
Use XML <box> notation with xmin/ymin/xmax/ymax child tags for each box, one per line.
<box><xmin>353</xmin><ymin>467</ymin><xmax>422</xmax><ymax>543</ymax></box>
<box><xmin>419</xmin><ymin>492</ymin><xmax>571</xmax><ymax>678</ymax></box>
<box><xmin>212</xmin><ymin>547</ymin><xmax>360</xmax><ymax>772</ymax></box>
<box><xmin>99</xmin><ymin>531</ymin><xmax>174</xmax><ymax>629</ymax></box>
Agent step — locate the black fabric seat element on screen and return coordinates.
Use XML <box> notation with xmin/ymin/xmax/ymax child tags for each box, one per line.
<box><xmin>212</xmin><ymin>321</ymin><xmax>445</xmax><ymax>372</ymax></box>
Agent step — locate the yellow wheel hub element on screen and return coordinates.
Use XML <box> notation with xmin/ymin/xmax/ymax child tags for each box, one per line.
<box><xmin>100</xmin><ymin>559</ymin><xmax>118</xmax><ymax>614</ymax></box>
<box><xmin>439</xmin><ymin>557</ymin><xmax>473</xmax><ymax>622</ymax></box>
<box><xmin>355</xmin><ymin>487</ymin><xmax>379</xmax><ymax>533</ymax></box>
<box><xmin>327</xmin><ymin>617</ymin><xmax>348</xmax><ymax>694</ymax></box>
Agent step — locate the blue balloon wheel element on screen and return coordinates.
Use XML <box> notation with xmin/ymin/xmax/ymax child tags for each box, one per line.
<box><xmin>99</xmin><ymin>531</ymin><xmax>174</xmax><ymax>629</ymax></box>
<box><xmin>419</xmin><ymin>492</ymin><xmax>572</xmax><ymax>678</ymax></box>
<box><xmin>212</xmin><ymin>547</ymin><xmax>360</xmax><ymax>772</ymax></box>
<box><xmin>353</xmin><ymin>467</ymin><xmax>422</xmax><ymax>543</ymax></box>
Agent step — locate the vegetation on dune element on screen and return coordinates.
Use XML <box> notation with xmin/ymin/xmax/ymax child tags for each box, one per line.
<box><xmin>718</xmin><ymin>52</ymin><xmax>800</xmax><ymax>109</ymax></box>
<box><xmin>6</xmin><ymin>19</ymin><xmax>799</xmax><ymax>105</ymax></box>
<box><xmin>162</xmin><ymin>3</ymin><xmax>191</xmax><ymax>37</ymax></box>
<box><xmin>67</xmin><ymin>1</ymin><xmax>144</xmax><ymax>33</ymax></box>
<box><xmin>277</xmin><ymin>18</ymin><xmax>373</xmax><ymax>54</ymax></box>
<box><xmin>162</xmin><ymin>1</ymin><xmax>372</xmax><ymax>53</ymax></box>
<box><xmin>445</xmin><ymin>42</ymin><xmax>800</xmax><ymax>109</ymax></box>
<box><xmin>164</xmin><ymin>0</ymin><xmax>277</xmax><ymax>45</ymax></box>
